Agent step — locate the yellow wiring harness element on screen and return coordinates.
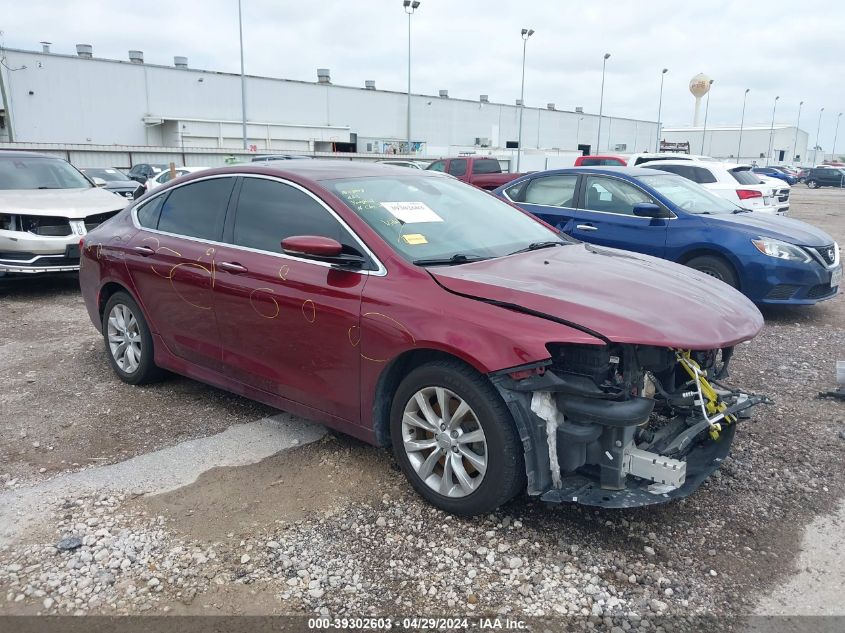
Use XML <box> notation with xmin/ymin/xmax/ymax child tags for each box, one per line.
<box><xmin>676</xmin><ymin>350</ymin><xmax>737</xmax><ymax>440</ymax></box>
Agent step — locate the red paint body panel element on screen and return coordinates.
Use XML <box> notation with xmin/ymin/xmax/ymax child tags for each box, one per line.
<box><xmin>573</xmin><ymin>155</ymin><xmax>628</xmax><ymax>166</ymax></box>
<box><xmin>426</xmin><ymin>157</ymin><xmax>524</xmax><ymax>190</ymax></box>
<box><xmin>431</xmin><ymin>244</ymin><xmax>764</xmax><ymax>350</ymax></box>
<box><xmin>79</xmin><ymin>162</ymin><xmax>764</xmax><ymax>449</ymax></box>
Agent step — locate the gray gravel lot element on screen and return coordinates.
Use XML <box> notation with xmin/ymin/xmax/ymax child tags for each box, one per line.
<box><xmin>0</xmin><ymin>186</ymin><xmax>843</xmax><ymax>627</ymax></box>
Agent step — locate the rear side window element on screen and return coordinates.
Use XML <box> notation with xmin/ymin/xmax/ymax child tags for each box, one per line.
<box><xmin>231</xmin><ymin>177</ymin><xmax>355</xmax><ymax>254</ymax></box>
<box><xmin>136</xmin><ymin>195</ymin><xmax>165</xmax><ymax>229</ymax></box>
<box><xmin>448</xmin><ymin>159</ymin><xmax>468</xmax><ymax>177</ymax></box>
<box><xmin>690</xmin><ymin>166</ymin><xmax>717</xmax><ymax>184</ymax></box>
<box><xmin>729</xmin><ymin>168</ymin><xmax>762</xmax><ymax>185</ymax></box>
<box><xmin>157</xmin><ymin>177</ymin><xmax>235</xmax><ymax>241</ymax></box>
<box><xmin>523</xmin><ymin>175</ymin><xmax>578</xmax><ymax>207</ymax></box>
<box><xmin>472</xmin><ymin>159</ymin><xmax>502</xmax><ymax>174</ymax></box>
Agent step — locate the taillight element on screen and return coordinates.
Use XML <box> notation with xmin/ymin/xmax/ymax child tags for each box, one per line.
<box><xmin>736</xmin><ymin>189</ymin><xmax>762</xmax><ymax>200</ymax></box>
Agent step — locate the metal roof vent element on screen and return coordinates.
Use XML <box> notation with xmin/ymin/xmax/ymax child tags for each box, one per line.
<box><xmin>40</xmin><ymin>41</ymin><xmax>52</xmax><ymax>54</ymax></box>
<box><xmin>575</xmin><ymin>106</ymin><xmax>584</xmax><ymax>113</ymax></box>
<box><xmin>76</xmin><ymin>44</ymin><xmax>93</xmax><ymax>59</ymax></box>
<box><xmin>174</xmin><ymin>56</ymin><xmax>188</xmax><ymax>69</ymax></box>
<box><xmin>479</xmin><ymin>95</ymin><xmax>489</xmax><ymax>103</ymax></box>
<box><xmin>516</xmin><ymin>99</ymin><xmax>523</xmax><ymax>106</ymax></box>
<box><xmin>365</xmin><ymin>80</ymin><xmax>376</xmax><ymax>90</ymax></box>
<box><xmin>547</xmin><ymin>103</ymin><xmax>555</xmax><ymax>110</ymax></box>
<box><xmin>128</xmin><ymin>50</ymin><xmax>144</xmax><ymax>64</ymax></box>
<box><xmin>317</xmin><ymin>68</ymin><xmax>331</xmax><ymax>84</ymax></box>
<box><xmin>439</xmin><ymin>89</ymin><xmax>449</xmax><ymax>98</ymax></box>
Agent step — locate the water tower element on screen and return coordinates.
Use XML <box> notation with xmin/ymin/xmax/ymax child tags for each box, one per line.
<box><xmin>689</xmin><ymin>73</ymin><xmax>712</xmax><ymax>126</ymax></box>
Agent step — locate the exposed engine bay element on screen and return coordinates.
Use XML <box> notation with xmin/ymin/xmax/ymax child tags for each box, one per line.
<box><xmin>492</xmin><ymin>343</ymin><xmax>772</xmax><ymax>508</ymax></box>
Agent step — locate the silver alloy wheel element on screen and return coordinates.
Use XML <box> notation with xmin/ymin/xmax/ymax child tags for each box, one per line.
<box><xmin>401</xmin><ymin>386</ymin><xmax>488</xmax><ymax>498</ymax></box>
<box><xmin>106</xmin><ymin>304</ymin><xmax>142</xmax><ymax>374</ymax></box>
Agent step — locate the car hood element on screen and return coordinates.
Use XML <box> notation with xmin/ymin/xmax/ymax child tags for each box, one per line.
<box><xmin>0</xmin><ymin>187</ymin><xmax>125</xmax><ymax>218</ymax></box>
<box><xmin>703</xmin><ymin>213</ymin><xmax>833</xmax><ymax>247</ymax></box>
<box><xmin>430</xmin><ymin>244</ymin><xmax>763</xmax><ymax>350</ymax></box>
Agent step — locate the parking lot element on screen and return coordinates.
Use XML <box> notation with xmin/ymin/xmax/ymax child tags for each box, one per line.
<box><xmin>1</xmin><ymin>187</ymin><xmax>843</xmax><ymax>626</ymax></box>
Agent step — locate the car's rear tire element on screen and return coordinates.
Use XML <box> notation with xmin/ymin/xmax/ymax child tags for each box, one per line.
<box><xmin>806</xmin><ymin>179</ymin><xmax>819</xmax><ymax>189</ymax></box>
<box><xmin>686</xmin><ymin>255</ymin><xmax>739</xmax><ymax>289</ymax></box>
<box><xmin>102</xmin><ymin>291</ymin><xmax>164</xmax><ymax>385</ymax></box>
<box><xmin>390</xmin><ymin>360</ymin><xmax>524</xmax><ymax>516</ymax></box>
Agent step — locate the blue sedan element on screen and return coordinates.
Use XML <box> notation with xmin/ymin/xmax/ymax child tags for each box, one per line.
<box><xmin>493</xmin><ymin>167</ymin><xmax>841</xmax><ymax>305</ymax></box>
<box><xmin>752</xmin><ymin>166</ymin><xmax>798</xmax><ymax>185</ymax></box>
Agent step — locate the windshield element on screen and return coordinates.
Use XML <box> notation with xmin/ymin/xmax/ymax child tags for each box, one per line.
<box><xmin>82</xmin><ymin>168</ymin><xmax>131</xmax><ymax>181</ymax></box>
<box><xmin>638</xmin><ymin>173</ymin><xmax>741</xmax><ymax>215</ymax></box>
<box><xmin>0</xmin><ymin>155</ymin><xmax>92</xmax><ymax>190</ymax></box>
<box><xmin>325</xmin><ymin>175</ymin><xmax>563</xmax><ymax>264</ymax></box>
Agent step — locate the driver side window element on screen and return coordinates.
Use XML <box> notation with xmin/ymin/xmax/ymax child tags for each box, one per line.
<box><xmin>581</xmin><ymin>176</ymin><xmax>654</xmax><ymax>216</ymax></box>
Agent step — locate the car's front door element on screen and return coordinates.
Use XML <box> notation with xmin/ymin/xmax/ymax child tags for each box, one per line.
<box><xmin>212</xmin><ymin>175</ymin><xmax>369</xmax><ymax>424</ymax></box>
<box><xmin>571</xmin><ymin>175</ymin><xmax>669</xmax><ymax>258</ymax></box>
<box><xmin>124</xmin><ymin>176</ymin><xmax>236</xmax><ymax>371</ymax></box>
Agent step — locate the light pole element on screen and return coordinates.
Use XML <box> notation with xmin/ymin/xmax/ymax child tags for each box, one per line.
<box><xmin>833</xmin><ymin>112</ymin><xmax>843</xmax><ymax>160</ymax></box>
<box><xmin>700</xmin><ymin>79</ymin><xmax>714</xmax><ymax>155</ymax></box>
<box><xmin>737</xmin><ymin>88</ymin><xmax>750</xmax><ymax>161</ymax></box>
<box><xmin>596</xmin><ymin>53</ymin><xmax>610</xmax><ymax>152</ymax></box>
<box><xmin>655</xmin><ymin>68</ymin><xmax>668</xmax><ymax>152</ymax></box>
<box><xmin>238</xmin><ymin>0</ymin><xmax>247</xmax><ymax>149</ymax></box>
<box><xmin>516</xmin><ymin>28</ymin><xmax>534</xmax><ymax>171</ymax></box>
<box><xmin>766</xmin><ymin>95</ymin><xmax>779</xmax><ymax>166</ymax></box>
<box><xmin>813</xmin><ymin>107</ymin><xmax>824</xmax><ymax>166</ymax></box>
<box><xmin>792</xmin><ymin>100</ymin><xmax>803</xmax><ymax>164</ymax></box>
<box><xmin>575</xmin><ymin>116</ymin><xmax>584</xmax><ymax>150</ymax></box>
<box><xmin>403</xmin><ymin>0</ymin><xmax>420</xmax><ymax>154</ymax></box>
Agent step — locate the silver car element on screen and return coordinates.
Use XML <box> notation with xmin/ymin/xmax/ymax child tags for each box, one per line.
<box><xmin>0</xmin><ymin>152</ymin><xmax>127</xmax><ymax>274</ymax></box>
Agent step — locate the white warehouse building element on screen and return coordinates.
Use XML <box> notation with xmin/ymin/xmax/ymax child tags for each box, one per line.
<box><xmin>0</xmin><ymin>45</ymin><xmax>659</xmax><ymax>162</ymax></box>
<box><xmin>660</xmin><ymin>124</ymin><xmax>811</xmax><ymax>166</ymax></box>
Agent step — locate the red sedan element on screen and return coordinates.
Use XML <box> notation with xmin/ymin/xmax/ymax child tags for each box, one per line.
<box><xmin>79</xmin><ymin>161</ymin><xmax>768</xmax><ymax>515</ymax></box>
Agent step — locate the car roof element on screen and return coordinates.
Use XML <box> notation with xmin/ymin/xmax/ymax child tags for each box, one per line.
<box><xmin>516</xmin><ymin>166</ymin><xmax>666</xmax><ymax>178</ymax></box>
<box><xmin>0</xmin><ymin>150</ymin><xmax>66</xmax><ymax>160</ymax></box>
<box><xmin>179</xmin><ymin>159</ymin><xmax>444</xmax><ymax>183</ymax></box>
<box><xmin>643</xmin><ymin>159</ymin><xmax>751</xmax><ymax>170</ymax></box>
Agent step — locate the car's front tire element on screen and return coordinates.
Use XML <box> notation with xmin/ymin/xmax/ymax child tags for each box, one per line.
<box><xmin>686</xmin><ymin>255</ymin><xmax>739</xmax><ymax>289</ymax></box>
<box><xmin>390</xmin><ymin>360</ymin><xmax>524</xmax><ymax>516</ymax></box>
<box><xmin>806</xmin><ymin>179</ymin><xmax>819</xmax><ymax>189</ymax></box>
<box><xmin>102</xmin><ymin>291</ymin><xmax>164</xmax><ymax>385</ymax></box>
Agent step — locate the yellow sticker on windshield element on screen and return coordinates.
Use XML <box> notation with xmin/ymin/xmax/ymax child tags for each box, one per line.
<box><xmin>402</xmin><ymin>233</ymin><xmax>428</xmax><ymax>245</ymax></box>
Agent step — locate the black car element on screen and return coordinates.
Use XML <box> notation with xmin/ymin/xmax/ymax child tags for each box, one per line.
<box><xmin>805</xmin><ymin>167</ymin><xmax>845</xmax><ymax>189</ymax></box>
<box><xmin>80</xmin><ymin>168</ymin><xmax>144</xmax><ymax>201</ymax></box>
<box><xmin>126</xmin><ymin>163</ymin><xmax>168</xmax><ymax>184</ymax></box>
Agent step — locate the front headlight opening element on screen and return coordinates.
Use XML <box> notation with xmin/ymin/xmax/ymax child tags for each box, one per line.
<box><xmin>751</xmin><ymin>238</ymin><xmax>811</xmax><ymax>263</ymax></box>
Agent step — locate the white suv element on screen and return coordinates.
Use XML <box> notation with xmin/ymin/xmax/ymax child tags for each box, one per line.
<box><xmin>0</xmin><ymin>152</ymin><xmax>126</xmax><ymax>274</ymax></box>
<box><xmin>640</xmin><ymin>160</ymin><xmax>782</xmax><ymax>214</ymax></box>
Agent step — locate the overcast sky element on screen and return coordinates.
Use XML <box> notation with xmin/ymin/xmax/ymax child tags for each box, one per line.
<box><xmin>3</xmin><ymin>0</ymin><xmax>844</xmax><ymax>149</ymax></box>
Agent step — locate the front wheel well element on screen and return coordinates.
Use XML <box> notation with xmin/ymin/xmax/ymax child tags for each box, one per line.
<box><xmin>676</xmin><ymin>249</ymin><xmax>741</xmax><ymax>291</ymax></box>
<box><xmin>97</xmin><ymin>282</ymin><xmax>133</xmax><ymax>326</ymax></box>
<box><xmin>371</xmin><ymin>349</ymin><xmax>485</xmax><ymax>447</ymax></box>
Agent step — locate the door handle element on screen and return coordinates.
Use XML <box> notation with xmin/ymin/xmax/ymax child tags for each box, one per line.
<box><xmin>133</xmin><ymin>245</ymin><xmax>155</xmax><ymax>256</ymax></box>
<box><xmin>218</xmin><ymin>261</ymin><xmax>249</xmax><ymax>274</ymax></box>
<box><xmin>576</xmin><ymin>224</ymin><xmax>598</xmax><ymax>232</ymax></box>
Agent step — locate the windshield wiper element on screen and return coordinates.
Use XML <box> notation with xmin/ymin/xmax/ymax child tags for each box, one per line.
<box><xmin>732</xmin><ymin>208</ymin><xmax>752</xmax><ymax>214</ymax></box>
<box><xmin>508</xmin><ymin>241</ymin><xmax>567</xmax><ymax>255</ymax></box>
<box><xmin>412</xmin><ymin>254</ymin><xmax>488</xmax><ymax>267</ymax></box>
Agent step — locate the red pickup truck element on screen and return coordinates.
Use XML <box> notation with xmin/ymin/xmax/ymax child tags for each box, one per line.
<box><xmin>426</xmin><ymin>157</ymin><xmax>523</xmax><ymax>190</ymax></box>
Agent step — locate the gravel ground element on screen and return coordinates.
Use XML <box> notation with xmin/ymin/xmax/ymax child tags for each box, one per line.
<box><xmin>0</xmin><ymin>187</ymin><xmax>843</xmax><ymax>627</ymax></box>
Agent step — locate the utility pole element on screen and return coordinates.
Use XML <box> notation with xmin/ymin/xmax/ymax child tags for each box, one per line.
<box><xmin>238</xmin><ymin>0</ymin><xmax>247</xmax><ymax>149</ymax></box>
<box><xmin>596</xmin><ymin>53</ymin><xmax>610</xmax><ymax>152</ymax></box>
<box><xmin>516</xmin><ymin>28</ymin><xmax>534</xmax><ymax>171</ymax></box>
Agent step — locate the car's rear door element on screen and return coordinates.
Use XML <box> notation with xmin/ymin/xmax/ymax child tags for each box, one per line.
<box><xmin>504</xmin><ymin>174</ymin><xmax>581</xmax><ymax>234</ymax></box>
<box><xmin>211</xmin><ymin>175</ymin><xmax>369</xmax><ymax>424</ymax></box>
<box><xmin>571</xmin><ymin>174</ymin><xmax>669</xmax><ymax>258</ymax></box>
<box><xmin>124</xmin><ymin>176</ymin><xmax>236</xmax><ymax>372</ymax></box>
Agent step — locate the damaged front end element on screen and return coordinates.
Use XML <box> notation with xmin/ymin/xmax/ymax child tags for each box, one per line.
<box><xmin>492</xmin><ymin>344</ymin><xmax>772</xmax><ymax>508</ymax></box>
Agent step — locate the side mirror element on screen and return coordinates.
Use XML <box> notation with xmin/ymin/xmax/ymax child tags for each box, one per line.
<box><xmin>91</xmin><ymin>177</ymin><xmax>107</xmax><ymax>187</ymax></box>
<box><xmin>633</xmin><ymin>202</ymin><xmax>670</xmax><ymax>219</ymax></box>
<box><xmin>281</xmin><ymin>235</ymin><xmax>365</xmax><ymax>268</ymax></box>
<box><xmin>130</xmin><ymin>175</ymin><xmax>146</xmax><ymax>184</ymax></box>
